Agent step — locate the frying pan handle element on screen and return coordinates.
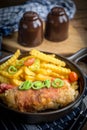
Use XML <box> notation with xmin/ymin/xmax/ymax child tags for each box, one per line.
<box><xmin>67</xmin><ymin>48</ymin><xmax>87</xmax><ymax>63</ymax></box>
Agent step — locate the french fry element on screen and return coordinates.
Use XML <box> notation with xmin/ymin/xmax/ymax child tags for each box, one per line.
<box><xmin>0</xmin><ymin>49</ymin><xmax>75</xmax><ymax>88</ymax></box>
<box><xmin>30</xmin><ymin>49</ymin><xmax>66</xmax><ymax>67</ymax></box>
<box><xmin>50</xmin><ymin>72</ymin><xmax>64</xmax><ymax>79</ymax></box>
<box><xmin>15</xmin><ymin>56</ymin><xmax>34</xmax><ymax>68</ymax></box>
<box><xmin>0</xmin><ymin>49</ymin><xmax>20</xmax><ymax>70</ymax></box>
<box><xmin>13</xmin><ymin>67</ymin><xmax>23</xmax><ymax>78</ymax></box>
<box><xmin>36</xmin><ymin>74</ymin><xmax>52</xmax><ymax>81</ymax></box>
<box><xmin>36</xmin><ymin>68</ymin><xmax>52</xmax><ymax>75</ymax></box>
<box><xmin>0</xmin><ymin>71</ymin><xmax>13</xmax><ymax>78</ymax></box>
<box><xmin>23</xmin><ymin>66</ymin><xmax>35</xmax><ymax>76</ymax></box>
<box><xmin>0</xmin><ymin>75</ymin><xmax>10</xmax><ymax>84</ymax></box>
<box><xmin>0</xmin><ymin>66</ymin><xmax>23</xmax><ymax>79</ymax></box>
<box><xmin>48</xmin><ymin>54</ymin><xmax>56</xmax><ymax>57</ymax></box>
<box><xmin>11</xmin><ymin>79</ymin><xmax>23</xmax><ymax>86</ymax></box>
<box><xmin>24</xmin><ymin>75</ymin><xmax>35</xmax><ymax>81</ymax></box>
<box><xmin>41</xmin><ymin>63</ymin><xmax>71</xmax><ymax>76</ymax></box>
<box><xmin>19</xmin><ymin>55</ymin><xmax>34</xmax><ymax>62</ymax></box>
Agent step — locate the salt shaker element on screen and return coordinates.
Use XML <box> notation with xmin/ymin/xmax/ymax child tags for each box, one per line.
<box><xmin>18</xmin><ymin>11</ymin><xmax>43</xmax><ymax>47</ymax></box>
<box><xmin>45</xmin><ymin>7</ymin><xmax>69</xmax><ymax>42</ymax></box>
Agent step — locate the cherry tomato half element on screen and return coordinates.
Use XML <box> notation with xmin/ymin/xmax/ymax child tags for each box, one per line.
<box><xmin>69</xmin><ymin>71</ymin><xmax>78</xmax><ymax>82</ymax></box>
<box><xmin>24</xmin><ymin>58</ymin><xmax>35</xmax><ymax>66</ymax></box>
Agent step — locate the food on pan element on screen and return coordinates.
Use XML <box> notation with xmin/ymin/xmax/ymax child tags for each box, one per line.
<box><xmin>0</xmin><ymin>49</ymin><xmax>79</xmax><ymax>112</ymax></box>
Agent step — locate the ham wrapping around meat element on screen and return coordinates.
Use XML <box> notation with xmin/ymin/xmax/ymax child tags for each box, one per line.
<box><xmin>0</xmin><ymin>81</ymin><xmax>78</xmax><ymax>112</ymax></box>
<box><xmin>0</xmin><ymin>83</ymin><xmax>14</xmax><ymax>93</ymax></box>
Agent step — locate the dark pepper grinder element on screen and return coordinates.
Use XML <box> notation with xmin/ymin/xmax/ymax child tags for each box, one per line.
<box><xmin>45</xmin><ymin>7</ymin><xmax>69</xmax><ymax>42</ymax></box>
<box><xmin>18</xmin><ymin>11</ymin><xmax>43</xmax><ymax>47</ymax></box>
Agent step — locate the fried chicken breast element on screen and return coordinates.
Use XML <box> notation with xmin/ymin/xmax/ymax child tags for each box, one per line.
<box><xmin>0</xmin><ymin>82</ymin><xmax>78</xmax><ymax>112</ymax></box>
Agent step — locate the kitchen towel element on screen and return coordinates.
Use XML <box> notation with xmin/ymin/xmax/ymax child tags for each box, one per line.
<box><xmin>0</xmin><ymin>0</ymin><xmax>76</xmax><ymax>36</ymax></box>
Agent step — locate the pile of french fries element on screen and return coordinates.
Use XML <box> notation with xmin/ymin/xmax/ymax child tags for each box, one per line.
<box><xmin>0</xmin><ymin>49</ymin><xmax>71</xmax><ymax>86</ymax></box>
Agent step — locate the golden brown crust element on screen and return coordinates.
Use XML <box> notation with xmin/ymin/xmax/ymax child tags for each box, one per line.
<box><xmin>2</xmin><ymin>83</ymin><xmax>76</xmax><ymax>112</ymax></box>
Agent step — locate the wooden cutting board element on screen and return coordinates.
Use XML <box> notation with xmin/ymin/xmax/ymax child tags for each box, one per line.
<box><xmin>2</xmin><ymin>24</ymin><xmax>87</xmax><ymax>55</ymax></box>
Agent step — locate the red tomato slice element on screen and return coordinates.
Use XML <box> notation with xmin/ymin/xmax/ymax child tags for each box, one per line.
<box><xmin>24</xmin><ymin>58</ymin><xmax>35</xmax><ymax>66</ymax></box>
<box><xmin>69</xmin><ymin>71</ymin><xmax>78</xmax><ymax>82</ymax></box>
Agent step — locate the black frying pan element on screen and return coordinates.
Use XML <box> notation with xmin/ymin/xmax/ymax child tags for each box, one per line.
<box><xmin>0</xmin><ymin>48</ymin><xmax>87</xmax><ymax>124</ymax></box>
